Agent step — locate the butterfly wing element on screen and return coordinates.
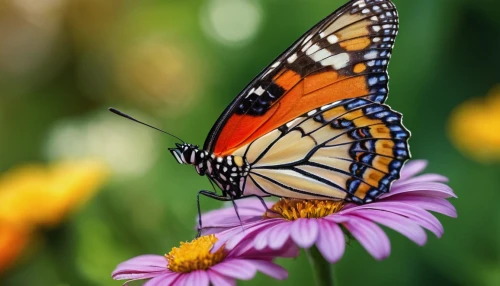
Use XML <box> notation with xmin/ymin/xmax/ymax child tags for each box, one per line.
<box><xmin>236</xmin><ymin>98</ymin><xmax>410</xmax><ymax>203</ymax></box>
<box><xmin>205</xmin><ymin>0</ymin><xmax>399</xmax><ymax>156</ymax></box>
<box><xmin>204</xmin><ymin>0</ymin><xmax>408</xmax><ymax>202</ymax></box>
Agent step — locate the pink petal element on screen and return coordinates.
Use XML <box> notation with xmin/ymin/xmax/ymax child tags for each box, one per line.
<box><xmin>385</xmin><ymin>194</ymin><xmax>457</xmax><ymax>217</ymax></box>
<box><xmin>225</xmin><ymin>219</ymin><xmax>281</xmax><ymax>251</ymax></box>
<box><xmin>384</xmin><ymin>182</ymin><xmax>456</xmax><ymax>199</ymax></box>
<box><xmin>143</xmin><ymin>273</ymin><xmax>180</xmax><ymax>286</ymax></box>
<box><xmin>398</xmin><ymin>160</ymin><xmax>427</xmax><ymax>180</ymax></box>
<box><xmin>251</xmin><ymin>260</ymin><xmax>288</xmax><ymax>280</ymax></box>
<box><xmin>253</xmin><ymin>221</ymin><xmax>290</xmax><ymax>250</ymax></box>
<box><xmin>211</xmin><ymin>259</ymin><xmax>257</xmax><ymax>280</ymax></box>
<box><xmin>394</xmin><ymin>174</ymin><xmax>449</xmax><ymax>186</ymax></box>
<box><xmin>350</xmin><ymin>209</ymin><xmax>427</xmax><ymax>245</ymax></box>
<box><xmin>207</xmin><ymin>270</ymin><xmax>236</xmax><ymax>286</ymax></box>
<box><xmin>268</xmin><ymin>223</ymin><xmax>292</xmax><ymax>250</ymax></box>
<box><xmin>290</xmin><ymin>219</ymin><xmax>319</xmax><ymax>248</ymax></box>
<box><xmin>112</xmin><ymin>270</ymin><xmax>165</xmax><ymax>281</ymax></box>
<box><xmin>112</xmin><ymin>255</ymin><xmax>168</xmax><ymax>280</ymax></box>
<box><xmin>174</xmin><ymin>271</ymin><xmax>209</xmax><ymax>286</ymax></box>
<box><xmin>316</xmin><ymin>220</ymin><xmax>345</xmax><ymax>263</ymax></box>
<box><xmin>116</xmin><ymin>254</ymin><xmax>167</xmax><ymax>268</ymax></box>
<box><xmin>343</xmin><ymin>216</ymin><xmax>390</xmax><ymax>260</ymax></box>
<box><xmin>342</xmin><ymin>202</ymin><xmax>444</xmax><ymax>237</ymax></box>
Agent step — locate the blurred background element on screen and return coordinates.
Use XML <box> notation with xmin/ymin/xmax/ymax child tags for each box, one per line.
<box><xmin>0</xmin><ymin>0</ymin><xmax>499</xmax><ymax>285</ymax></box>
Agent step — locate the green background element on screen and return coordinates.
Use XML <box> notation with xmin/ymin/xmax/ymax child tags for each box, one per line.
<box><xmin>1</xmin><ymin>0</ymin><xmax>499</xmax><ymax>285</ymax></box>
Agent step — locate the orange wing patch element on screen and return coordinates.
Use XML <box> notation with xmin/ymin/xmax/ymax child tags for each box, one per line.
<box><xmin>216</xmin><ymin>70</ymin><xmax>369</xmax><ymax>156</ymax></box>
<box><xmin>340</xmin><ymin>37</ymin><xmax>372</xmax><ymax>51</ymax></box>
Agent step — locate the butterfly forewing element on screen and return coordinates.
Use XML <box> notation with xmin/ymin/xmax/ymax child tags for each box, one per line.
<box><xmin>203</xmin><ymin>0</ymin><xmax>408</xmax><ymax>203</ymax></box>
<box><xmin>205</xmin><ymin>0</ymin><xmax>399</xmax><ymax>156</ymax></box>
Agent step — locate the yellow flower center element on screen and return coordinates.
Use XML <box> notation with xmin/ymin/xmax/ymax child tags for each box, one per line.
<box><xmin>165</xmin><ymin>235</ymin><xmax>226</xmax><ymax>273</ymax></box>
<box><xmin>264</xmin><ymin>198</ymin><xmax>344</xmax><ymax>220</ymax></box>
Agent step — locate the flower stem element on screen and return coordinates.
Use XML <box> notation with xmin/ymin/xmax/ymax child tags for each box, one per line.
<box><xmin>306</xmin><ymin>246</ymin><xmax>335</xmax><ymax>286</ymax></box>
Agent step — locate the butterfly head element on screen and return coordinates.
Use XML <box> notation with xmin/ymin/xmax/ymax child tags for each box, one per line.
<box><xmin>169</xmin><ymin>142</ymin><xmax>209</xmax><ymax>166</ymax></box>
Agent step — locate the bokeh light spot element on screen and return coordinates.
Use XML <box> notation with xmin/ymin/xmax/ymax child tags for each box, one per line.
<box><xmin>201</xmin><ymin>0</ymin><xmax>262</xmax><ymax>46</ymax></box>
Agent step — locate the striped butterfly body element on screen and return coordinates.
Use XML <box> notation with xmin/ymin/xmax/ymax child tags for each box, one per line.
<box><xmin>170</xmin><ymin>0</ymin><xmax>410</xmax><ymax>204</ymax></box>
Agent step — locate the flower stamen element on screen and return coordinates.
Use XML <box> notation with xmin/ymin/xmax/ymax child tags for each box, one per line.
<box><xmin>166</xmin><ymin>234</ymin><xmax>226</xmax><ymax>273</ymax></box>
<box><xmin>264</xmin><ymin>198</ymin><xmax>344</xmax><ymax>220</ymax></box>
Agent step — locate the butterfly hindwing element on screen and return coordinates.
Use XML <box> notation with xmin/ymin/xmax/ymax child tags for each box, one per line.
<box><xmin>235</xmin><ymin>98</ymin><xmax>410</xmax><ymax>203</ymax></box>
<box><xmin>205</xmin><ymin>0</ymin><xmax>399</xmax><ymax>157</ymax></box>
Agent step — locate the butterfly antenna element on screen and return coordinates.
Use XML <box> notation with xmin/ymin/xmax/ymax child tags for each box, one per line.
<box><xmin>109</xmin><ymin>107</ymin><xmax>184</xmax><ymax>143</ymax></box>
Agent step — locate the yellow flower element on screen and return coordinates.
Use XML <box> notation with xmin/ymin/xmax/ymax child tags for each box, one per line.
<box><xmin>0</xmin><ymin>159</ymin><xmax>109</xmax><ymax>272</ymax></box>
<box><xmin>449</xmin><ymin>85</ymin><xmax>500</xmax><ymax>163</ymax></box>
<box><xmin>0</xmin><ymin>223</ymin><xmax>29</xmax><ymax>274</ymax></box>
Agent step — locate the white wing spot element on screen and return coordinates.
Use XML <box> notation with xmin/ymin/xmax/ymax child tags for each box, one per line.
<box><xmin>306</xmin><ymin>44</ymin><xmax>321</xmax><ymax>55</ymax></box>
<box><xmin>353</xmin><ymin>0</ymin><xmax>365</xmax><ymax>6</ymax></box>
<box><xmin>310</xmin><ymin>49</ymin><xmax>333</xmax><ymax>62</ymax></box>
<box><xmin>302</xmin><ymin>41</ymin><xmax>313</xmax><ymax>52</ymax></box>
<box><xmin>287</xmin><ymin>53</ymin><xmax>298</xmax><ymax>64</ymax></box>
<box><xmin>254</xmin><ymin>86</ymin><xmax>266</xmax><ymax>96</ymax></box>
<box><xmin>372</xmin><ymin>25</ymin><xmax>381</xmax><ymax>32</ymax></box>
<box><xmin>364</xmin><ymin>50</ymin><xmax>378</xmax><ymax>60</ymax></box>
<box><xmin>327</xmin><ymin>35</ymin><xmax>338</xmax><ymax>44</ymax></box>
<box><xmin>320</xmin><ymin>53</ymin><xmax>350</xmax><ymax>70</ymax></box>
<box><xmin>303</xmin><ymin>34</ymin><xmax>313</xmax><ymax>45</ymax></box>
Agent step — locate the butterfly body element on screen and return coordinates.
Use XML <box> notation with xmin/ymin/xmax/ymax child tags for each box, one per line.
<box><xmin>170</xmin><ymin>143</ymin><xmax>250</xmax><ymax>199</ymax></box>
<box><xmin>170</xmin><ymin>0</ymin><xmax>410</xmax><ymax>205</ymax></box>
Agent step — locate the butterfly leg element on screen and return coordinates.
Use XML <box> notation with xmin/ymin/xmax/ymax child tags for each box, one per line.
<box><xmin>196</xmin><ymin>190</ymin><xmax>232</xmax><ymax>237</ymax></box>
<box><xmin>195</xmin><ymin>191</ymin><xmax>271</xmax><ymax>237</ymax></box>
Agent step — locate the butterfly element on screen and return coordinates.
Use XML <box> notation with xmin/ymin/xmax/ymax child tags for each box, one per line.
<box><xmin>168</xmin><ymin>0</ymin><xmax>409</xmax><ymax>208</ymax></box>
<box><xmin>113</xmin><ymin>0</ymin><xmax>409</xmax><ymax>214</ymax></box>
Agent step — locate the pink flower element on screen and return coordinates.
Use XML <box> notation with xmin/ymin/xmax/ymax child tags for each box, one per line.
<box><xmin>202</xmin><ymin>160</ymin><xmax>457</xmax><ymax>262</ymax></box>
<box><xmin>112</xmin><ymin>233</ymin><xmax>298</xmax><ymax>286</ymax></box>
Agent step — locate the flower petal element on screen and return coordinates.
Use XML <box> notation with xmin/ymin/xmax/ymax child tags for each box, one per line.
<box><xmin>143</xmin><ymin>272</ymin><xmax>180</xmax><ymax>286</ymax></box>
<box><xmin>112</xmin><ymin>270</ymin><xmax>165</xmax><ymax>281</ymax></box>
<box><xmin>201</xmin><ymin>199</ymin><xmax>268</xmax><ymax>230</ymax></box>
<box><xmin>253</xmin><ymin>221</ymin><xmax>288</xmax><ymax>250</ymax></box>
<box><xmin>351</xmin><ymin>209</ymin><xmax>427</xmax><ymax>246</ymax></box>
<box><xmin>211</xmin><ymin>259</ymin><xmax>257</xmax><ymax>280</ymax></box>
<box><xmin>341</xmin><ymin>202</ymin><xmax>444</xmax><ymax>237</ymax></box>
<box><xmin>398</xmin><ymin>160</ymin><xmax>427</xmax><ymax>180</ymax></box>
<box><xmin>115</xmin><ymin>254</ymin><xmax>167</xmax><ymax>268</ymax></box>
<box><xmin>394</xmin><ymin>174</ymin><xmax>449</xmax><ymax>185</ymax></box>
<box><xmin>343</xmin><ymin>216</ymin><xmax>390</xmax><ymax>260</ymax></box>
<box><xmin>224</xmin><ymin>219</ymin><xmax>281</xmax><ymax>251</ymax></box>
<box><xmin>385</xmin><ymin>194</ymin><xmax>457</xmax><ymax>217</ymax></box>
<box><xmin>174</xmin><ymin>271</ymin><xmax>209</xmax><ymax>286</ymax></box>
<box><xmin>207</xmin><ymin>270</ymin><xmax>236</xmax><ymax>286</ymax></box>
<box><xmin>250</xmin><ymin>260</ymin><xmax>288</xmax><ymax>280</ymax></box>
<box><xmin>268</xmin><ymin>222</ymin><xmax>292</xmax><ymax>250</ymax></box>
<box><xmin>316</xmin><ymin>219</ymin><xmax>345</xmax><ymax>263</ymax></box>
<box><xmin>385</xmin><ymin>182</ymin><xmax>456</xmax><ymax>199</ymax></box>
<box><xmin>112</xmin><ymin>255</ymin><xmax>168</xmax><ymax>280</ymax></box>
<box><xmin>290</xmin><ymin>219</ymin><xmax>319</xmax><ymax>248</ymax></box>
